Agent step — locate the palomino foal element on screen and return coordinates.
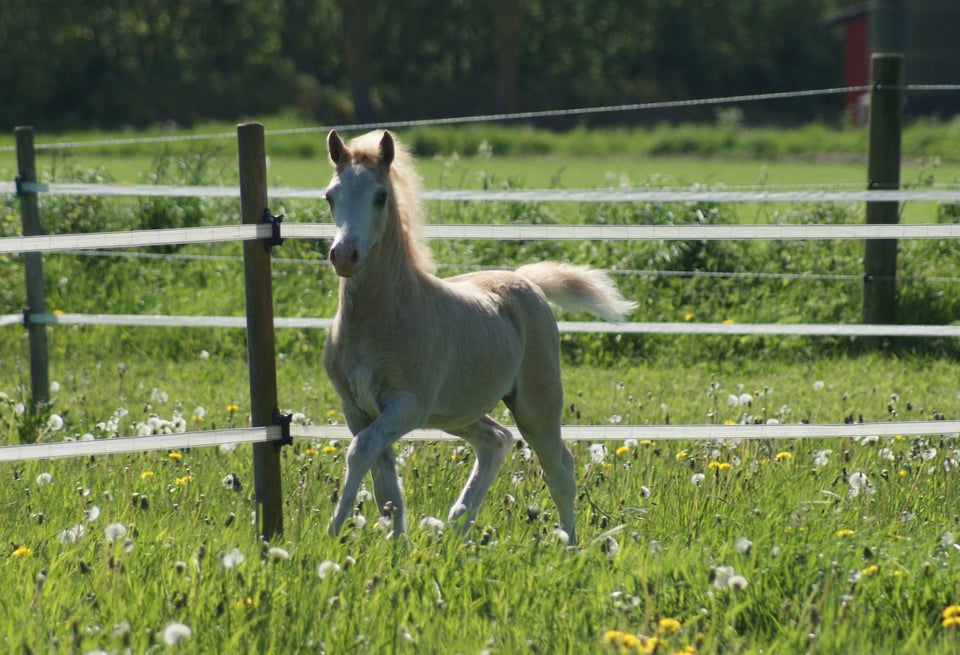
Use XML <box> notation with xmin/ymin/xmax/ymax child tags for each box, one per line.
<box><xmin>322</xmin><ymin>130</ymin><xmax>635</xmax><ymax>545</ymax></box>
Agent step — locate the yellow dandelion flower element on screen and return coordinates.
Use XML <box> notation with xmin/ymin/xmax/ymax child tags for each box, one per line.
<box><xmin>236</xmin><ymin>596</ymin><xmax>258</xmax><ymax>609</ymax></box>
<box><xmin>304</xmin><ymin>448</ymin><xmax>319</xmax><ymax>456</ymax></box>
<box><xmin>835</xmin><ymin>529</ymin><xmax>855</xmax><ymax>538</ymax></box>
<box><xmin>325</xmin><ymin>409</ymin><xmax>338</xmax><ymax>417</ymax></box>
<box><xmin>943</xmin><ymin>605</ymin><xmax>960</xmax><ymax>620</ymax></box>
<box><xmin>600</xmin><ymin>629</ymin><xmax>624</xmax><ymax>645</ymax></box>
<box><xmin>621</xmin><ymin>633</ymin><xmax>641</xmax><ymax>650</ymax></box>
<box><xmin>167</xmin><ymin>452</ymin><xmax>182</xmax><ymax>460</ymax></box>
<box><xmin>723</xmin><ymin>419</ymin><xmax>736</xmax><ymax>425</ymax></box>
<box><xmin>615</xmin><ymin>445</ymin><xmax>630</xmax><ymax>456</ymax></box>
<box><xmin>684</xmin><ymin>312</ymin><xmax>695</xmax><ymax>322</ymax></box>
<box><xmin>411</xmin><ymin>549</ymin><xmax>429</xmax><ymax>563</ymax></box>
<box><xmin>898</xmin><ymin>470</ymin><xmax>907</xmax><ymax>478</ymax></box>
<box><xmin>640</xmin><ymin>439</ymin><xmax>654</xmax><ymax>446</ymax></box>
<box><xmin>191</xmin><ymin>415</ymin><xmax>204</xmax><ymax>423</ymax></box>
<box><xmin>675</xmin><ymin>450</ymin><xmax>688</xmax><ymax>460</ymax></box>
<box><xmin>677</xmin><ymin>646</ymin><xmax>698</xmax><ymax>655</ymax></box>
<box><xmin>52</xmin><ymin>309</ymin><xmax>64</xmax><ymax>316</ymax></box>
<box><xmin>640</xmin><ymin>637</ymin><xmax>661</xmax><ymax>654</ymax></box>
<box><xmin>175</xmin><ymin>475</ymin><xmax>194</xmax><ymax>486</ymax></box>
<box><xmin>891</xmin><ymin>569</ymin><xmax>905</xmax><ymax>578</ymax></box>
<box><xmin>322</xmin><ymin>445</ymin><xmax>337</xmax><ymax>453</ymax></box>
<box><xmin>601</xmin><ymin>461</ymin><xmax>613</xmax><ymax>469</ymax></box>
<box><xmin>861</xmin><ymin>564</ymin><xmax>880</xmax><ymax>576</ymax></box>
<box><xmin>11</xmin><ymin>546</ymin><xmax>31</xmax><ymax>557</ymax></box>
<box><xmin>722</xmin><ymin>319</ymin><xmax>735</xmax><ymax>325</ymax></box>
<box><xmin>776</xmin><ymin>451</ymin><xmax>792</xmax><ymax>461</ymax></box>
<box><xmin>658</xmin><ymin>617</ymin><xmax>682</xmax><ymax>634</ymax></box>
<box><xmin>141</xmin><ymin>470</ymin><xmax>155</xmax><ymax>480</ymax></box>
<box><xmin>943</xmin><ymin>616</ymin><xmax>960</xmax><ymax>628</ymax></box>
<box><xmin>226</xmin><ymin>404</ymin><xmax>239</xmax><ymax>413</ymax></box>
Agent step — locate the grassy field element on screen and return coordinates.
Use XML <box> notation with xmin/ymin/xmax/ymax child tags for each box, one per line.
<box><xmin>2</xmin><ymin>120</ymin><xmax>960</xmax><ymax>653</ymax></box>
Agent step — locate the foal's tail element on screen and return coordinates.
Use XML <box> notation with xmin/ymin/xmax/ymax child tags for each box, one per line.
<box><xmin>516</xmin><ymin>261</ymin><xmax>636</xmax><ymax>322</ymax></box>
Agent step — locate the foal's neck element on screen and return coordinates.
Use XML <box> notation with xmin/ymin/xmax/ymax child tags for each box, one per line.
<box><xmin>338</xmin><ymin>213</ymin><xmax>422</xmax><ymax>322</ymax></box>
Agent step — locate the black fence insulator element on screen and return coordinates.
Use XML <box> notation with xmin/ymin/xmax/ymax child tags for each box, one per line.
<box><xmin>262</xmin><ymin>209</ymin><xmax>284</xmax><ymax>253</ymax></box>
<box><xmin>272</xmin><ymin>408</ymin><xmax>293</xmax><ymax>448</ymax></box>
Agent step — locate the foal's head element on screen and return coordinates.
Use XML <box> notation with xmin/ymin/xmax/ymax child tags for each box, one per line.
<box><xmin>324</xmin><ymin>130</ymin><xmax>434</xmax><ymax>278</ymax></box>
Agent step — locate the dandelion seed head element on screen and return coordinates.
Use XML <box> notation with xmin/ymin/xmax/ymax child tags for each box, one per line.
<box><xmin>36</xmin><ymin>472</ymin><xmax>52</xmax><ymax>486</ymax></box>
<box><xmin>58</xmin><ymin>524</ymin><xmax>85</xmax><ymax>543</ymax></box>
<box><xmin>317</xmin><ymin>560</ymin><xmax>341</xmax><ymax>579</ymax></box>
<box><xmin>221</xmin><ymin>547</ymin><xmax>245</xmax><ymax>568</ymax></box>
<box><xmin>418</xmin><ymin>516</ymin><xmax>444</xmax><ymax>534</ymax></box>
<box><xmin>267</xmin><ymin>546</ymin><xmax>290</xmax><ymax>561</ymax></box>
<box><xmin>105</xmin><ymin>522</ymin><xmax>127</xmax><ymax>543</ymax></box>
<box><xmin>588</xmin><ymin>444</ymin><xmax>607</xmax><ymax>464</ymax></box>
<box><xmin>728</xmin><ymin>574</ymin><xmax>749</xmax><ymax>591</ymax></box>
<box><xmin>691</xmin><ymin>473</ymin><xmax>706</xmax><ymax>486</ymax></box>
<box><xmin>162</xmin><ymin>622</ymin><xmax>192</xmax><ymax>646</ymax></box>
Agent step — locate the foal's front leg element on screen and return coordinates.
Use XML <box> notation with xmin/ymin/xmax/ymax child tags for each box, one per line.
<box><xmin>327</xmin><ymin>394</ymin><xmax>420</xmax><ymax>538</ymax></box>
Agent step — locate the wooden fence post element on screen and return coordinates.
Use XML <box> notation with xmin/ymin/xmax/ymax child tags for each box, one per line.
<box><xmin>862</xmin><ymin>53</ymin><xmax>904</xmax><ymax>344</ymax></box>
<box><xmin>15</xmin><ymin>126</ymin><xmax>50</xmax><ymax>414</ymax></box>
<box><xmin>238</xmin><ymin>123</ymin><xmax>285</xmax><ymax>543</ymax></box>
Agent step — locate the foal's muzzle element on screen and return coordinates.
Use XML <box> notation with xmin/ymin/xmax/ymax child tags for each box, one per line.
<box><xmin>329</xmin><ymin>241</ymin><xmax>360</xmax><ymax>277</ymax></box>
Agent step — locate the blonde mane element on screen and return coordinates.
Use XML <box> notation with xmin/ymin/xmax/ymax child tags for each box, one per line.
<box><xmin>344</xmin><ymin>131</ymin><xmax>436</xmax><ymax>275</ymax></box>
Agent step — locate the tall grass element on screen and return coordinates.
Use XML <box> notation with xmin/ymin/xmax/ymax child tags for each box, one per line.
<box><xmin>3</xmin><ymin>136</ymin><xmax>960</xmax><ymax>652</ymax></box>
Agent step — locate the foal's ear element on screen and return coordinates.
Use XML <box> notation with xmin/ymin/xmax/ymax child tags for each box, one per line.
<box><xmin>327</xmin><ymin>130</ymin><xmax>346</xmax><ymax>166</ymax></box>
<box><xmin>379</xmin><ymin>131</ymin><xmax>395</xmax><ymax>167</ymax></box>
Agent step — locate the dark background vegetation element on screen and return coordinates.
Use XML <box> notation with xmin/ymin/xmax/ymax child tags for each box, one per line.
<box><xmin>0</xmin><ymin>0</ymin><xmax>851</xmax><ymax>131</ymax></box>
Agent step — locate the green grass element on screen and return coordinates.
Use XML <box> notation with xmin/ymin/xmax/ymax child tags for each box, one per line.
<box><xmin>3</xmin><ymin>121</ymin><xmax>960</xmax><ymax>652</ymax></box>
<box><xmin>2</xmin><ymin>350</ymin><xmax>960</xmax><ymax>653</ymax></box>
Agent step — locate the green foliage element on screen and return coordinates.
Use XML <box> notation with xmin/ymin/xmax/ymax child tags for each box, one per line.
<box><xmin>0</xmin><ymin>0</ymin><xmax>846</xmax><ymax>130</ymax></box>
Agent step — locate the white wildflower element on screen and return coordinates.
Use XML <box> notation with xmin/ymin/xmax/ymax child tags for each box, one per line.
<box><xmin>36</xmin><ymin>472</ymin><xmax>52</xmax><ymax>486</ymax></box>
<box><xmin>691</xmin><ymin>473</ymin><xmax>706</xmax><ymax>486</ymax></box>
<box><xmin>735</xmin><ymin>536</ymin><xmax>753</xmax><ymax>555</ymax></box>
<box><xmin>317</xmin><ymin>560</ymin><xmax>341</xmax><ymax>579</ymax></box>
<box><xmin>221</xmin><ymin>547</ymin><xmax>245</xmax><ymax>568</ymax></box>
<box><xmin>727</xmin><ymin>394</ymin><xmax>740</xmax><ymax>407</ymax></box>
<box><xmin>58</xmin><ymin>524</ymin><xmax>85</xmax><ymax>543</ymax></box>
<box><xmin>267</xmin><ymin>546</ymin><xmax>290</xmax><ymax>561</ymax></box>
<box><xmin>105</xmin><ymin>522</ymin><xmax>127</xmax><ymax>543</ymax></box>
<box><xmin>85</xmin><ymin>505</ymin><xmax>100</xmax><ymax>522</ymax></box>
<box><xmin>812</xmin><ymin>380</ymin><xmax>824</xmax><ymax>391</ymax></box>
<box><xmin>588</xmin><ymin>444</ymin><xmax>607</xmax><ymax>464</ymax></box>
<box><xmin>813</xmin><ymin>449</ymin><xmax>832</xmax><ymax>467</ymax></box>
<box><xmin>162</xmin><ymin>622</ymin><xmax>192</xmax><ymax>646</ymax></box>
<box><xmin>728</xmin><ymin>574</ymin><xmax>749</xmax><ymax>591</ymax></box>
<box><xmin>47</xmin><ymin>414</ymin><xmax>64</xmax><ymax>431</ymax></box>
<box><xmin>419</xmin><ymin>516</ymin><xmax>444</xmax><ymax>534</ymax></box>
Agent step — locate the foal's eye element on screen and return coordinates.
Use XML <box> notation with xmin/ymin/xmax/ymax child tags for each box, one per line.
<box><xmin>374</xmin><ymin>189</ymin><xmax>388</xmax><ymax>207</ymax></box>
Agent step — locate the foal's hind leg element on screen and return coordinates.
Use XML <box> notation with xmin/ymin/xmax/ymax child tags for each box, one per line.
<box><xmin>446</xmin><ymin>416</ymin><xmax>514</xmax><ymax>533</ymax></box>
<box><xmin>507</xmin><ymin>378</ymin><xmax>577</xmax><ymax>545</ymax></box>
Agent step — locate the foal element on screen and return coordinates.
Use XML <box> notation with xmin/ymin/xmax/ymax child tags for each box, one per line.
<box><xmin>322</xmin><ymin>130</ymin><xmax>635</xmax><ymax>545</ymax></box>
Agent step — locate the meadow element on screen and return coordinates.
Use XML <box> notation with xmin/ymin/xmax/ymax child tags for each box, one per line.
<box><xmin>2</xmin><ymin>120</ymin><xmax>960</xmax><ymax>653</ymax></box>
